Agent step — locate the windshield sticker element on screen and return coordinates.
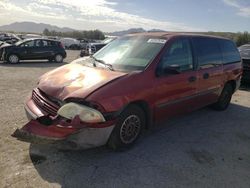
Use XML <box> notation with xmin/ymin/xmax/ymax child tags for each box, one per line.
<box><xmin>147</xmin><ymin>39</ymin><xmax>167</xmax><ymax>44</ymax></box>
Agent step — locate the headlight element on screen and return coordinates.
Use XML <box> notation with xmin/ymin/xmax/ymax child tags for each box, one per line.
<box><xmin>58</xmin><ymin>102</ymin><xmax>105</xmax><ymax>123</ymax></box>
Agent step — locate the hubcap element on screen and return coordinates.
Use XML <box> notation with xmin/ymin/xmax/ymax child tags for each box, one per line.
<box><xmin>55</xmin><ymin>55</ymin><xmax>63</xmax><ymax>62</ymax></box>
<box><xmin>120</xmin><ymin>115</ymin><xmax>141</xmax><ymax>144</ymax></box>
<box><xmin>9</xmin><ymin>55</ymin><xmax>18</xmax><ymax>63</ymax></box>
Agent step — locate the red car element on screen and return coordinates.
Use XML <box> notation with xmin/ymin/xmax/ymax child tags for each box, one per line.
<box><xmin>12</xmin><ymin>33</ymin><xmax>242</xmax><ymax>150</ymax></box>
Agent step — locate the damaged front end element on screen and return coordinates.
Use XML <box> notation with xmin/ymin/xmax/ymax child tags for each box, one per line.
<box><xmin>12</xmin><ymin>88</ymin><xmax>116</xmax><ymax>149</ymax></box>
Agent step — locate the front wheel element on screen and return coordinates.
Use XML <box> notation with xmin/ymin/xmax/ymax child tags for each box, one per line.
<box><xmin>108</xmin><ymin>105</ymin><xmax>145</xmax><ymax>150</ymax></box>
<box><xmin>211</xmin><ymin>84</ymin><xmax>233</xmax><ymax>111</ymax></box>
<box><xmin>8</xmin><ymin>54</ymin><xmax>19</xmax><ymax>64</ymax></box>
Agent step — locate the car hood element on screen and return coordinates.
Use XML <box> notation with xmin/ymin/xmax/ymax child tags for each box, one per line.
<box><xmin>0</xmin><ymin>43</ymin><xmax>12</xmax><ymax>48</ymax></box>
<box><xmin>240</xmin><ymin>49</ymin><xmax>250</xmax><ymax>59</ymax></box>
<box><xmin>38</xmin><ymin>63</ymin><xmax>127</xmax><ymax>101</ymax></box>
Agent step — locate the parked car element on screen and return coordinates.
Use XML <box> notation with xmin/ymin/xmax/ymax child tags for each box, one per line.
<box><xmin>238</xmin><ymin>44</ymin><xmax>250</xmax><ymax>82</ymax></box>
<box><xmin>12</xmin><ymin>33</ymin><xmax>242</xmax><ymax>150</ymax></box>
<box><xmin>22</xmin><ymin>34</ymin><xmax>44</xmax><ymax>39</ymax></box>
<box><xmin>0</xmin><ymin>33</ymin><xmax>21</xmax><ymax>44</ymax></box>
<box><xmin>0</xmin><ymin>41</ymin><xmax>7</xmax><ymax>47</ymax></box>
<box><xmin>80</xmin><ymin>37</ymin><xmax>116</xmax><ymax>57</ymax></box>
<box><xmin>60</xmin><ymin>38</ymin><xmax>80</xmax><ymax>49</ymax></box>
<box><xmin>0</xmin><ymin>38</ymin><xmax>66</xmax><ymax>63</ymax></box>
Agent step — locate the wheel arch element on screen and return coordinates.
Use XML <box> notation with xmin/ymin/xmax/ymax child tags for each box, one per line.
<box><xmin>124</xmin><ymin>100</ymin><xmax>152</xmax><ymax>130</ymax></box>
<box><xmin>225</xmin><ymin>80</ymin><xmax>236</xmax><ymax>93</ymax></box>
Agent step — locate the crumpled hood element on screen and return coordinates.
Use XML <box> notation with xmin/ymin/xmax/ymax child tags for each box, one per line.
<box><xmin>38</xmin><ymin>63</ymin><xmax>126</xmax><ymax>101</ymax></box>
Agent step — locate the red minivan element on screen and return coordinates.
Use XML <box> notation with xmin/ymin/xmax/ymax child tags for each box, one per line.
<box><xmin>13</xmin><ymin>33</ymin><xmax>242</xmax><ymax>150</ymax></box>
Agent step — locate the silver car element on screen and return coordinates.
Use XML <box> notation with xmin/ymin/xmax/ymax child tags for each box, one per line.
<box><xmin>239</xmin><ymin>44</ymin><xmax>250</xmax><ymax>82</ymax></box>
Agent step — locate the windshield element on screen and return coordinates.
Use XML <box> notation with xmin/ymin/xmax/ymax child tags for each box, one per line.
<box><xmin>15</xmin><ymin>39</ymin><xmax>29</xmax><ymax>46</ymax></box>
<box><xmin>93</xmin><ymin>36</ymin><xmax>167</xmax><ymax>71</ymax></box>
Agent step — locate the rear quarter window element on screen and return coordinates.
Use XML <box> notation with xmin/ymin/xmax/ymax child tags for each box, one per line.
<box><xmin>218</xmin><ymin>39</ymin><xmax>241</xmax><ymax>64</ymax></box>
<box><xmin>192</xmin><ymin>37</ymin><xmax>223</xmax><ymax>69</ymax></box>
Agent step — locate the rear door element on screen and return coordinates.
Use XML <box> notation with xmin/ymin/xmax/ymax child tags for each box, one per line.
<box><xmin>192</xmin><ymin>37</ymin><xmax>224</xmax><ymax>108</ymax></box>
<box><xmin>39</xmin><ymin>40</ymin><xmax>53</xmax><ymax>58</ymax></box>
<box><xmin>31</xmin><ymin>39</ymin><xmax>48</xmax><ymax>59</ymax></box>
<box><xmin>154</xmin><ymin>37</ymin><xmax>198</xmax><ymax>121</ymax></box>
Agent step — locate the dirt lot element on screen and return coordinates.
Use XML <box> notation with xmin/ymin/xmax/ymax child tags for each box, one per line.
<box><xmin>0</xmin><ymin>50</ymin><xmax>250</xmax><ymax>188</ymax></box>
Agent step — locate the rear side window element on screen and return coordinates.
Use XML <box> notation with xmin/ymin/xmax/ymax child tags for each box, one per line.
<box><xmin>218</xmin><ymin>39</ymin><xmax>241</xmax><ymax>64</ymax></box>
<box><xmin>192</xmin><ymin>37</ymin><xmax>223</xmax><ymax>69</ymax></box>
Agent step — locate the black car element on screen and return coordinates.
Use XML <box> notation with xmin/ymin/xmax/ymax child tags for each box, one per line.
<box><xmin>0</xmin><ymin>38</ymin><xmax>66</xmax><ymax>64</ymax></box>
<box><xmin>239</xmin><ymin>44</ymin><xmax>250</xmax><ymax>82</ymax></box>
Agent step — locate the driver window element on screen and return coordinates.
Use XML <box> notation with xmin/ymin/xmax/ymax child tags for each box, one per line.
<box><xmin>160</xmin><ymin>38</ymin><xmax>193</xmax><ymax>73</ymax></box>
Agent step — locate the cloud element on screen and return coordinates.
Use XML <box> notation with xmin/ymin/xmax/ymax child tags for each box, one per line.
<box><xmin>223</xmin><ymin>0</ymin><xmax>241</xmax><ymax>8</ymax></box>
<box><xmin>223</xmin><ymin>0</ymin><xmax>250</xmax><ymax>17</ymax></box>
<box><xmin>0</xmin><ymin>0</ymin><xmax>203</xmax><ymax>32</ymax></box>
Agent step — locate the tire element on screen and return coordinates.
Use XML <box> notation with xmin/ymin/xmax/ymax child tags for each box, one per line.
<box><xmin>54</xmin><ymin>54</ymin><xmax>63</xmax><ymax>63</ymax></box>
<box><xmin>211</xmin><ymin>84</ymin><xmax>233</xmax><ymax>111</ymax></box>
<box><xmin>108</xmin><ymin>105</ymin><xmax>145</xmax><ymax>150</ymax></box>
<box><xmin>7</xmin><ymin>54</ymin><xmax>19</xmax><ymax>64</ymax></box>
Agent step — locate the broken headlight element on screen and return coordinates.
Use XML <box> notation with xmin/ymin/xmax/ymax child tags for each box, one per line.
<box><xmin>57</xmin><ymin>102</ymin><xmax>105</xmax><ymax>123</ymax></box>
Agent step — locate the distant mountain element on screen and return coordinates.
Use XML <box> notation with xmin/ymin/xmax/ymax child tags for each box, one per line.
<box><xmin>107</xmin><ymin>28</ymin><xmax>146</xmax><ymax>36</ymax></box>
<box><xmin>148</xmin><ymin>29</ymin><xmax>166</xmax><ymax>32</ymax></box>
<box><xmin>106</xmin><ymin>28</ymin><xmax>167</xmax><ymax>36</ymax></box>
<box><xmin>0</xmin><ymin>22</ymin><xmax>75</xmax><ymax>33</ymax></box>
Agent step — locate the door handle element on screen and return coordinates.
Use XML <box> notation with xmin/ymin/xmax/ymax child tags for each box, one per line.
<box><xmin>188</xmin><ymin>76</ymin><xmax>197</xmax><ymax>83</ymax></box>
<box><xmin>203</xmin><ymin>73</ymin><xmax>209</xmax><ymax>79</ymax></box>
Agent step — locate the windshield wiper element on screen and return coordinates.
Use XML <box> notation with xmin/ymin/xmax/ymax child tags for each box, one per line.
<box><xmin>91</xmin><ymin>56</ymin><xmax>114</xmax><ymax>71</ymax></box>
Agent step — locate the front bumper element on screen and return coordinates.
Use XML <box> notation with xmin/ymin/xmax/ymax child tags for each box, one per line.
<box><xmin>12</xmin><ymin>120</ymin><xmax>115</xmax><ymax>149</ymax></box>
<box><xmin>12</xmin><ymin>96</ymin><xmax>116</xmax><ymax>149</ymax></box>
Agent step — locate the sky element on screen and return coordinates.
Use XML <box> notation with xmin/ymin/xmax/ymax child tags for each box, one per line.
<box><xmin>0</xmin><ymin>0</ymin><xmax>249</xmax><ymax>32</ymax></box>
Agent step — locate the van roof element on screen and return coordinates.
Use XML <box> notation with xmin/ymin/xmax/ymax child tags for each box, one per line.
<box><xmin>127</xmin><ymin>32</ymin><xmax>230</xmax><ymax>40</ymax></box>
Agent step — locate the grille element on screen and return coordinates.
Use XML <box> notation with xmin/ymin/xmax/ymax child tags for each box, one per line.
<box><xmin>32</xmin><ymin>88</ymin><xmax>60</xmax><ymax>116</ymax></box>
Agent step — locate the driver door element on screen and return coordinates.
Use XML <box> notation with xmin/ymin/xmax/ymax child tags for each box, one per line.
<box><xmin>154</xmin><ymin>37</ymin><xmax>198</xmax><ymax>121</ymax></box>
<box><xmin>19</xmin><ymin>40</ymin><xmax>36</xmax><ymax>60</ymax></box>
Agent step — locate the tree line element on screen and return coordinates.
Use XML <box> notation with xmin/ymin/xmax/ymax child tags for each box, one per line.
<box><xmin>43</xmin><ymin>28</ymin><xmax>249</xmax><ymax>46</ymax></box>
<box><xmin>43</xmin><ymin>28</ymin><xmax>105</xmax><ymax>40</ymax></box>
<box><xmin>235</xmin><ymin>31</ymin><xmax>250</xmax><ymax>46</ymax></box>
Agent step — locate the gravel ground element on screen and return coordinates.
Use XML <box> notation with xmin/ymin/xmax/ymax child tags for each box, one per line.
<box><xmin>0</xmin><ymin>50</ymin><xmax>250</xmax><ymax>188</ymax></box>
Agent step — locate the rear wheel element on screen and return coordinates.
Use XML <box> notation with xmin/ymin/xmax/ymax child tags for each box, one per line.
<box><xmin>212</xmin><ymin>84</ymin><xmax>233</xmax><ymax>111</ymax></box>
<box><xmin>54</xmin><ymin>54</ymin><xmax>63</xmax><ymax>63</ymax></box>
<box><xmin>108</xmin><ymin>105</ymin><xmax>145</xmax><ymax>150</ymax></box>
<box><xmin>8</xmin><ymin>54</ymin><xmax>19</xmax><ymax>64</ymax></box>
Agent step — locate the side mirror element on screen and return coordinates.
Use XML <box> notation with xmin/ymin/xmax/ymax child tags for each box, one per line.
<box><xmin>164</xmin><ymin>64</ymin><xmax>181</xmax><ymax>74</ymax></box>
